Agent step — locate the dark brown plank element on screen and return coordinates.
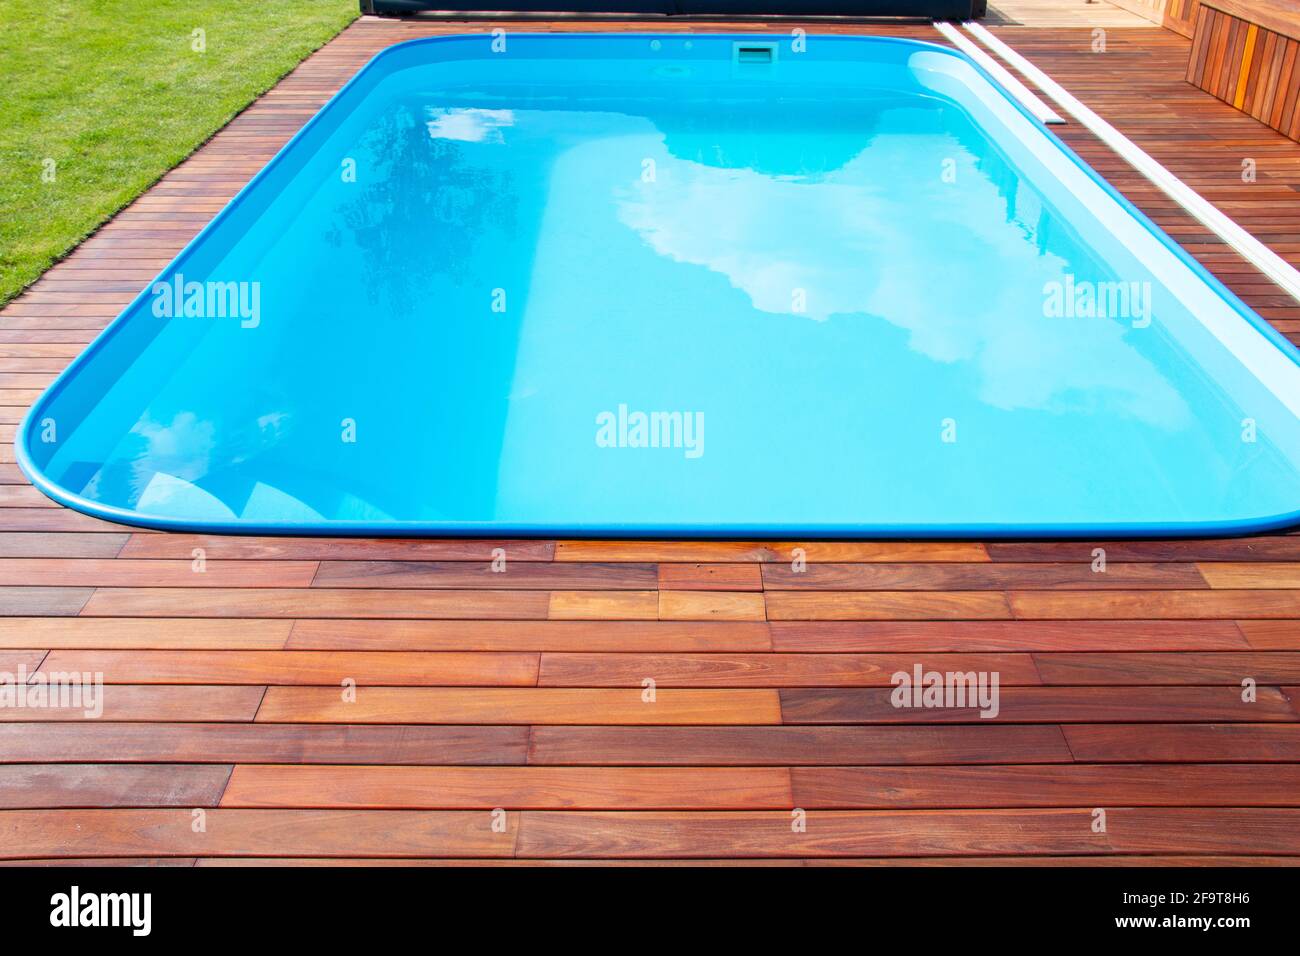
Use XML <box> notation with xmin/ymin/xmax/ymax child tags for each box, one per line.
<box><xmin>79</xmin><ymin>588</ymin><xmax>552</xmax><ymax>619</ymax></box>
<box><xmin>1032</xmin><ymin>651</ymin><xmax>1300</xmax><ymax>684</ymax></box>
<box><xmin>0</xmin><ymin>765</ymin><xmax>232</xmax><ymax>809</ymax></box>
<box><xmin>221</xmin><ymin>766</ymin><xmax>793</xmax><ymax>809</ymax></box>
<box><xmin>313</xmin><ymin>561</ymin><xmax>655</xmax><ymax>590</ymax></box>
<box><xmin>0</xmin><ymin>723</ymin><xmax>530</xmax><ymax>765</ymax></box>
<box><xmin>1064</xmin><ymin>723</ymin><xmax>1300</xmax><ymax>761</ymax></box>
<box><xmin>0</xmin><ymin>533</ymin><xmax>128</xmax><ymax>558</ymax></box>
<box><xmin>526</xmin><ymin>725</ymin><xmax>1074</xmax><ymax>765</ymax></box>
<box><xmin>790</xmin><ymin>764</ymin><xmax>1300</xmax><ymax>807</ymax></box>
<box><xmin>0</xmin><ymin>686</ymin><xmax>263</xmax><ymax>722</ymax></box>
<box><xmin>761</xmin><ymin>562</ymin><xmax>1208</xmax><ymax>590</ymax></box>
<box><xmin>778</xmin><ymin>686</ymin><xmax>1296</xmax><ymax>723</ymax></box>
<box><xmin>0</xmin><ymin>587</ymin><xmax>92</xmax><ymax>616</ymax></box>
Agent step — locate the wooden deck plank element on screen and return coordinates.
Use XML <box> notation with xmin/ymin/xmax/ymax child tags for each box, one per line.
<box><xmin>80</xmin><ymin>587</ymin><xmax>553</xmax><ymax>619</ymax></box>
<box><xmin>312</xmin><ymin>561</ymin><xmax>655</xmax><ymax>589</ymax></box>
<box><xmin>34</xmin><ymin>650</ymin><xmax>541</xmax><ymax>686</ymax></box>
<box><xmin>256</xmin><ymin>688</ymin><xmax>784</xmax><ymax>725</ymax></box>
<box><xmin>765</xmin><ymin>592</ymin><xmax>1014</xmax><ymax>620</ymax></box>
<box><xmin>789</xmin><ymin>764</ymin><xmax>1300</xmax><ymax>807</ymax></box>
<box><xmin>657</xmin><ymin>563</ymin><xmax>764</xmax><ymax>591</ymax></box>
<box><xmin>189</xmin><ymin>855</ymin><xmax>1300</xmax><ymax>866</ymax></box>
<box><xmin>1031</xmin><ymin>651</ymin><xmax>1300</xmax><ymax>684</ymax></box>
<box><xmin>118</xmin><ymin>534</ymin><xmax>557</xmax><ymax>561</ymax></box>
<box><xmin>778</xmin><ymin>686</ymin><xmax>1296</xmax><ymax>723</ymax></box>
<box><xmin>0</xmin><ymin>723</ymin><xmax>530</xmax><ymax>765</ymax></box>
<box><xmin>221</xmin><ymin>766</ymin><xmax>794</xmax><ymax>809</ymax></box>
<box><xmin>658</xmin><ymin>591</ymin><xmax>767</xmax><ymax>621</ymax></box>
<box><xmin>535</xmin><ymin>652</ymin><xmax>1043</xmax><ymax>686</ymax></box>
<box><xmin>0</xmin><ymin>533</ymin><xmax>129</xmax><ymax>558</ymax></box>
<box><xmin>0</xmin><ymin>558</ymin><xmax>318</xmax><ymax>588</ymax></box>
<box><xmin>526</xmin><ymin>725</ymin><xmax>1075</xmax><ymax>765</ymax></box>
<box><xmin>762</xmin><ymin>562</ymin><xmax>1209</xmax><ymax>590</ymax></box>
<box><xmin>769</xmin><ymin>620</ymin><xmax>1250</xmax><ymax>651</ymax></box>
<box><xmin>286</xmin><ymin>620</ymin><xmax>774</xmax><ymax>652</ymax></box>
<box><xmin>1008</xmin><ymin>589</ymin><xmax>1300</xmax><ymax>618</ymax></box>
<box><xmin>0</xmin><ymin>686</ymin><xmax>264</xmax><ymax>722</ymax></box>
<box><xmin>0</xmin><ymin>809</ymin><xmax>518</xmax><ymax>860</ymax></box>
<box><xmin>0</xmin><ymin>765</ymin><xmax>232</xmax><ymax>809</ymax></box>
<box><xmin>0</xmin><ymin>618</ymin><xmax>292</xmax><ymax>649</ymax></box>
<box><xmin>546</xmin><ymin>591</ymin><xmax>659</xmax><ymax>620</ymax></box>
<box><xmin>511</xmin><ymin>809</ymin><xmax>1300</xmax><ymax>858</ymax></box>
<box><xmin>1064</xmin><ymin>723</ymin><xmax>1300</xmax><ymax>760</ymax></box>
<box><xmin>1237</xmin><ymin>620</ymin><xmax>1300</xmax><ymax>648</ymax></box>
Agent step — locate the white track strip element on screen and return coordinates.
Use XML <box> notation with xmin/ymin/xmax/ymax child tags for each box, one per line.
<box><xmin>933</xmin><ymin>21</ymin><xmax>1064</xmax><ymax>124</ymax></box>
<box><xmin>962</xmin><ymin>20</ymin><xmax>1300</xmax><ymax>304</ymax></box>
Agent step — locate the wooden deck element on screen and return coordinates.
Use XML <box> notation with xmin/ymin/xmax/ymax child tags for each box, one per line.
<box><xmin>3</xmin><ymin>16</ymin><xmax>1300</xmax><ymax>865</ymax></box>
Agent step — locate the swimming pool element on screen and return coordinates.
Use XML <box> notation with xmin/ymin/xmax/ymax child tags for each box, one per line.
<box><xmin>18</xmin><ymin>33</ymin><xmax>1300</xmax><ymax>537</ymax></box>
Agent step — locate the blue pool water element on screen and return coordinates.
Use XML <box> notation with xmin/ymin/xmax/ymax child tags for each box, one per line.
<box><xmin>18</xmin><ymin>33</ymin><xmax>1300</xmax><ymax>536</ymax></box>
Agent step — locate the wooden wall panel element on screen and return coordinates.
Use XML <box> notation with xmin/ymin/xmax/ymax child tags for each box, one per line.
<box><xmin>1187</xmin><ymin>1</ymin><xmax>1300</xmax><ymax>140</ymax></box>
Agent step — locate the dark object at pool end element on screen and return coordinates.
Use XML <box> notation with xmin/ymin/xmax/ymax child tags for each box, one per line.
<box><xmin>359</xmin><ymin>1</ymin><xmax>988</xmax><ymax>19</ymax></box>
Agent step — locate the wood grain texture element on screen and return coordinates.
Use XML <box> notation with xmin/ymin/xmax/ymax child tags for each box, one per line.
<box><xmin>0</xmin><ymin>765</ymin><xmax>232</xmax><ymax>809</ymax></box>
<box><xmin>1187</xmin><ymin>2</ymin><xmax>1300</xmax><ymax>140</ymax></box>
<box><xmin>4</xmin><ymin>15</ymin><xmax>1300</xmax><ymax>863</ymax></box>
<box><xmin>221</xmin><ymin>766</ymin><xmax>793</xmax><ymax>809</ymax></box>
<box><xmin>0</xmin><ymin>809</ymin><xmax>518</xmax><ymax>859</ymax></box>
<box><xmin>256</xmin><ymin>688</ymin><xmax>784</xmax><ymax>725</ymax></box>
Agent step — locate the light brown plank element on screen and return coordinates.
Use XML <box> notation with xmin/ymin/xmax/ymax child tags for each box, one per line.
<box><xmin>657</xmin><ymin>563</ymin><xmax>762</xmax><ymax>591</ymax></box>
<box><xmin>0</xmin><ymin>618</ymin><xmax>291</xmax><ymax>649</ymax></box>
<box><xmin>34</xmin><ymin>650</ymin><xmax>540</xmax><ymax>686</ymax></box>
<box><xmin>658</xmin><ymin>591</ymin><xmax>767</xmax><ymax>621</ymax></box>
<box><xmin>0</xmin><ymin>558</ymin><xmax>318</xmax><ymax>588</ymax></box>
<box><xmin>1009</xmin><ymin>590</ymin><xmax>1300</xmax><ymax>619</ymax></box>
<box><xmin>769</xmin><ymin>620</ymin><xmax>1249</xmax><ymax>651</ymax></box>
<box><xmin>0</xmin><ymin>809</ymin><xmax>517</xmax><ymax>859</ymax></box>
<box><xmin>546</xmin><ymin>591</ymin><xmax>658</xmax><ymax>620</ymax></box>
<box><xmin>536</xmin><ymin>652</ymin><xmax>1042</xmax><ymax>686</ymax></box>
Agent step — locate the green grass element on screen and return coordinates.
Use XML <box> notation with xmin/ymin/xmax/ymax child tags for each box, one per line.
<box><xmin>0</xmin><ymin>0</ymin><xmax>358</xmax><ymax>305</ymax></box>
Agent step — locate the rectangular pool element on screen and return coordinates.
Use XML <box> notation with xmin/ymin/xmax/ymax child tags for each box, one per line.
<box><xmin>18</xmin><ymin>33</ymin><xmax>1300</xmax><ymax>537</ymax></box>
